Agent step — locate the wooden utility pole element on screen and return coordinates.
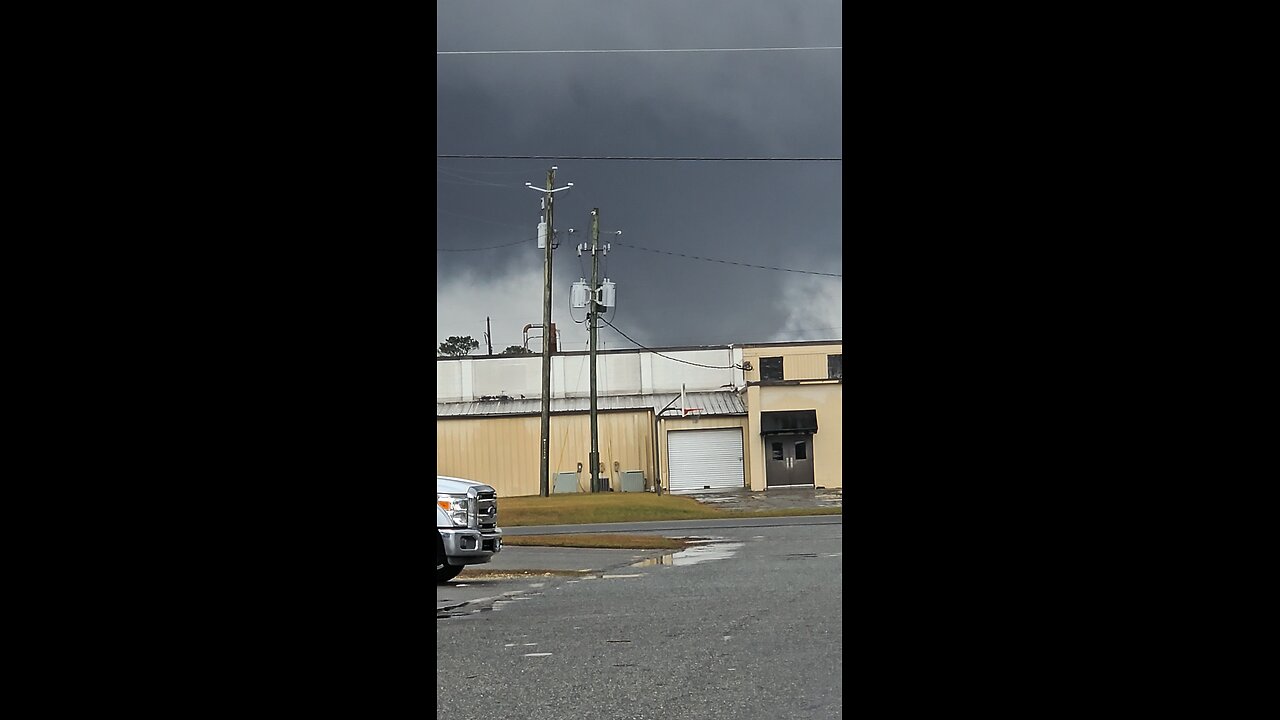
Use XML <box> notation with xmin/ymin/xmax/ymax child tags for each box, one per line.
<box><xmin>540</xmin><ymin>168</ymin><xmax>555</xmax><ymax>497</ymax></box>
<box><xmin>526</xmin><ymin>167</ymin><xmax>572</xmax><ymax>497</ymax></box>
<box><xmin>576</xmin><ymin>214</ymin><xmax>617</xmax><ymax>492</ymax></box>
<box><xmin>588</xmin><ymin>208</ymin><xmax>600</xmax><ymax>492</ymax></box>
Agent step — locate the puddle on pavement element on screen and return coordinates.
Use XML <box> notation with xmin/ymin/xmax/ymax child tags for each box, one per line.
<box><xmin>631</xmin><ymin>540</ymin><xmax>743</xmax><ymax>567</ymax></box>
<box><xmin>692</xmin><ymin>496</ymin><xmax>742</xmax><ymax>505</ymax></box>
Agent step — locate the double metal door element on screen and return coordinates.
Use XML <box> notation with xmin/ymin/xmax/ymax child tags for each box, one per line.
<box><xmin>765</xmin><ymin>433</ymin><xmax>814</xmax><ymax>487</ymax></box>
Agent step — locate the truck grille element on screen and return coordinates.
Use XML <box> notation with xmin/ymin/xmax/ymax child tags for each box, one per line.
<box><xmin>476</xmin><ymin>490</ymin><xmax>498</xmax><ymax>529</ymax></box>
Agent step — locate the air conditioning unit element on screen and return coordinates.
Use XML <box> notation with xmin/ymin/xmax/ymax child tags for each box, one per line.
<box><xmin>619</xmin><ymin>471</ymin><xmax>645</xmax><ymax>492</ymax></box>
<box><xmin>553</xmin><ymin>472</ymin><xmax>580</xmax><ymax>493</ymax></box>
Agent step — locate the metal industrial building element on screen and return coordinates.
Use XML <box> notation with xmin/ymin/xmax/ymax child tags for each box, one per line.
<box><xmin>436</xmin><ymin>340</ymin><xmax>841</xmax><ymax>498</ymax></box>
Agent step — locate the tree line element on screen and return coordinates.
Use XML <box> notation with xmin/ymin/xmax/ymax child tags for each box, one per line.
<box><xmin>437</xmin><ymin>335</ymin><xmax>533</xmax><ymax>357</ymax></box>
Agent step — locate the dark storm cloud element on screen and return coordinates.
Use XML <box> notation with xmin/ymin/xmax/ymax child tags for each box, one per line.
<box><xmin>436</xmin><ymin>1</ymin><xmax>842</xmax><ymax>353</ymax></box>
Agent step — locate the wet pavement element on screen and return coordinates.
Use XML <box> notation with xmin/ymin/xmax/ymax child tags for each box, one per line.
<box><xmin>438</xmin><ymin>487</ymin><xmax>841</xmax><ymax>614</ymax></box>
<box><xmin>678</xmin><ymin>486</ymin><xmax>842</xmax><ymax>512</ymax></box>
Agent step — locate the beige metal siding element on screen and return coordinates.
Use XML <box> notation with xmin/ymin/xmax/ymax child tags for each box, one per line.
<box><xmin>436</xmin><ymin>415</ymin><xmax>539</xmax><ymax>500</ymax></box>
<box><xmin>436</xmin><ymin>411</ymin><xmax>655</xmax><ymax>498</ymax></box>
<box><xmin>785</xmin><ymin>353</ymin><xmax>829</xmax><ymax>381</ymax></box>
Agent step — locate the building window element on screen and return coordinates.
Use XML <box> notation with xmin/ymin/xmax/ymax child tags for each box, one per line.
<box><xmin>794</xmin><ymin>441</ymin><xmax>807</xmax><ymax>460</ymax></box>
<box><xmin>771</xmin><ymin>442</ymin><xmax>784</xmax><ymax>460</ymax></box>
<box><xmin>827</xmin><ymin>354</ymin><xmax>842</xmax><ymax>380</ymax></box>
<box><xmin>760</xmin><ymin>356</ymin><xmax>783</xmax><ymax>381</ymax></box>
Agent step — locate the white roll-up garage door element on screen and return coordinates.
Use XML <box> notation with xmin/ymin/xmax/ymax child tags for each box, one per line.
<box><xmin>667</xmin><ymin>428</ymin><xmax>745</xmax><ymax>494</ymax></box>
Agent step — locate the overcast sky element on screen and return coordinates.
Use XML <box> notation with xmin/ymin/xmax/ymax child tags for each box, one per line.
<box><xmin>437</xmin><ymin>1</ymin><xmax>841</xmax><ymax>355</ymax></box>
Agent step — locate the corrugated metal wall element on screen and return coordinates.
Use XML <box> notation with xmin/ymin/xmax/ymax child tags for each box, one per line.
<box><xmin>436</xmin><ymin>410</ymin><xmax>655</xmax><ymax>498</ymax></box>
<box><xmin>784</xmin><ymin>353</ymin><xmax>830</xmax><ymax>381</ymax></box>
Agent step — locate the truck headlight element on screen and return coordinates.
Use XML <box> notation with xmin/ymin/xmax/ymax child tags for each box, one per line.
<box><xmin>437</xmin><ymin>494</ymin><xmax>470</xmax><ymax>527</ymax></box>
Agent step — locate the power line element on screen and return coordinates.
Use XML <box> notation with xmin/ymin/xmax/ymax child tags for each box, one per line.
<box><xmin>436</xmin><ymin>164</ymin><xmax>531</xmax><ymax>176</ymax></box>
<box><xmin>437</xmin><ymin>237</ymin><xmax>533</xmax><ymax>252</ymax></box>
<box><xmin>438</xmin><ymin>46</ymin><xmax>841</xmax><ymax>56</ymax></box>
<box><xmin>600</xmin><ymin>317</ymin><xmax>741</xmax><ymax>369</ymax></box>
<box><xmin>436</xmin><ymin>166</ymin><xmax>522</xmax><ymax>188</ymax></box>
<box><xmin>437</xmin><ymin>154</ymin><xmax>840</xmax><ymax>162</ymax></box>
<box><xmin>437</xmin><ymin>208</ymin><xmax>531</xmax><ymax>230</ymax></box>
<box><xmin>613</xmin><ymin>241</ymin><xmax>841</xmax><ymax>277</ymax></box>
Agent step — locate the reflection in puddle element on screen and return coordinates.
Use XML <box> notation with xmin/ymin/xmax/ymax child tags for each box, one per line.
<box><xmin>631</xmin><ymin>541</ymin><xmax>743</xmax><ymax>567</ymax></box>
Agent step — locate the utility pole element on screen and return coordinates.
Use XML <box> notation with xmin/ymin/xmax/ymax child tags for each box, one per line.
<box><xmin>485</xmin><ymin>316</ymin><xmax>493</xmax><ymax>356</ymax></box>
<box><xmin>588</xmin><ymin>208</ymin><xmax>600</xmax><ymax>492</ymax></box>
<box><xmin>526</xmin><ymin>168</ymin><xmax>573</xmax><ymax>497</ymax></box>
<box><xmin>575</xmin><ymin>212</ymin><xmax>618</xmax><ymax>492</ymax></box>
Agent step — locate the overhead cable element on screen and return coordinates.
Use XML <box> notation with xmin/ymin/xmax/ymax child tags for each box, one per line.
<box><xmin>613</xmin><ymin>241</ymin><xmax>841</xmax><ymax>277</ymax></box>
<box><xmin>600</xmin><ymin>317</ymin><xmax>742</xmax><ymax>370</ymax></box>
<box><xmin>437</xmin><ymin>237</ymin><xmax>532</xmax><ymax>252</ymax></box>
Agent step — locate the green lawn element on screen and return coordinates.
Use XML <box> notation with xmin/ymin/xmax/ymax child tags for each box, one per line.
<box><xmin>501</xmin><ymin>491</ymin><xmax>841</xmax><ymax>527</ymax></box>
<box><xmin>491</xmin><ymin>492</ymin><xmax>840</xmax><ymax>551</ymax></box>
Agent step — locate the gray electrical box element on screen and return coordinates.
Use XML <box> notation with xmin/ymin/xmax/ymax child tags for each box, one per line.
<box><xmin>553</xmin><ymin>472</ymin><xmax>580</xmax><ymax>494</ymax></box>
<box><xmin>619</xmin><ymin>471</ymin><xmax>645</xmax><ymax>493</ymax></box>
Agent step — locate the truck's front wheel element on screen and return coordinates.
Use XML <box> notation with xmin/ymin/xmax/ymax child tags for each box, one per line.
<box><xmin>437</xmin><ymin>562</ymin><xmax>463</xmax><ymax>583</ymax></box>
<box><xmin>437</xmin><ymin>533</ymin><xmax>463</xmax><ymax>583</ymax></box>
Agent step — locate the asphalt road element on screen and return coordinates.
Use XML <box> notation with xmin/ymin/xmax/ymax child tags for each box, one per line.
<box><xmin>439</xmin><ymin>515</ymin><xmax>843</xmax><ymax>612</ymax></box>
<box><xmin>436</xmin><ymin>517</ymin><xmax>842</xmax><ymax>719</ymax></box>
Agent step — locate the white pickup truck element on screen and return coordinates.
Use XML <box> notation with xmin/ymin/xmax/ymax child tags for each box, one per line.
<box><xmin>436</xmin><ymin>475</ymin><xmax>504</xmax><ymax>583</ymax></box>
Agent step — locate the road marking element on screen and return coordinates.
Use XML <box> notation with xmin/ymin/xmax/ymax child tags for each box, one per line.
<box><xmin>525</xmin><ymin>653</ymin><xmax>552</xmax><ymax>657</ymax></box>
<box><xmin>602</xmin><ymin>573</ymin><xmax>643</xmax><ymax>579</ymax></box>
